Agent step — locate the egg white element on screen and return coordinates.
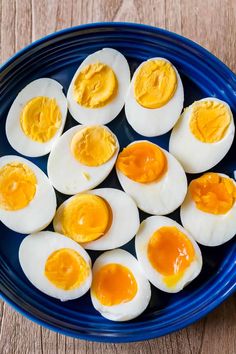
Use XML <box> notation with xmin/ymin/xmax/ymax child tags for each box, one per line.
<box><xmin>6</xmin><ymin>78</ymin><xmax>68</xmax><ymax>157</ymax></box>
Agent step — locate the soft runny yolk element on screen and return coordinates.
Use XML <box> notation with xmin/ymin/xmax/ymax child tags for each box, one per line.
<box><xmin>147</xmin><ymin>226</ymin><xmax>195</xmax><ymax>288</ymax></box>
<box><xmin>0</xmin><ymin>162</ymin><xmax>37</xmax><ymax>211</ymax></box>
<box><xmin>92</xmin><ymin>263</ymin><xmax>138</xmax><ymax>306</ymax></box>
<box><xmin>73</xmin><ymin>62</ymin><xmax>118</xmax><ymax>108</ymax></box>
<box><xmin>116</xmin><ymin>141</ymin><xmax>167</xmax><ymax>183</ymax></box>
<box><xmin>71</xmin><ymin>126</ymin><xmax>117</xmax><ymax>166</ymax></box>
<box><xmin>20</xmin><ymin>96</ymin><xmax>62</xmax><ymax>143</ymax></box>
<box><xmin>45</xmin><ymin>248</ymin><xmax>90</xmax><ymax>290</ymax></box>
<box><xmin>134</xmin><ymin>59</ymin><xmax>177</xmax><ymax>109</ymax></box>
<box><xmin>190</xmin><ymin>100</ymin><xmax>231</xmax><ymax>143</ymax></box>
<box><xmin>189</xmin><ymin>172</ymin><xmax>236</xmax><ymax>214</ymax></box>
<box><xmin>58</xmin><ymin>194</ymin><xmax>112</xmax><ymax>243</ymax></box>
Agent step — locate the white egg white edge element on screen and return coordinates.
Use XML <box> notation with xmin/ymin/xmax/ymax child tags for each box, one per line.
<box><xmin>0</xmin><ymin>155</ymin><xmax>56</xmax><ymax>234</ymax></box>
<box><xmin>5</xmin><ymin>78</ymin><xmax>68</xmax><ymax>157</ymax></box>
<box><xmin>19</xmin><ymin>231</ymin><xmax>92</xmax><ymax>301</ymax></box>
<box><xmin>169</xmin><ymin>97</ymin><xmax>235</xmax><ymax>173</ymax></box>
<box><xmin>125</xmin><ymin>57</ymin><xmax>184</xmax><ymax>137</ymax></box>
<box><xmin>135</xmin><ymin>216</ymin><xmax>203</xmax><ymax>293</ymax></box>
<box><xmin>90</xmin><ymin>249</ymin><xmax>151</xmax><ymax>321</ymax></box>
<box><xmin>47</xmin><ymin>125</ymin><xmax>119</xmax><ymax>195</ymax></box>
<box><xmin>180</xmin><ymin>173</ymin><xmax>236</xmax><ymax>246</ymax></box>
<box><xmin>67</xmin><ymin>48</ymin><xmax>131</xmax><ymax>125</ymax></box>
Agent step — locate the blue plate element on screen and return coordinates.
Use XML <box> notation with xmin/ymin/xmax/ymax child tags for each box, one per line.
<box><xmin>0</xmin><ymin>23</ymin><xmax>235</xmax><ymax>343</ymax></box>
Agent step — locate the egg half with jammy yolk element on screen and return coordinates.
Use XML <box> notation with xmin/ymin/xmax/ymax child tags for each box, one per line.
<box><xmin>0</xmin><ymin>155</ymin><xmax>56</xmax><ymax>234</ymax></box>
<box><xmin>125</xmin><ymin>57</ymin><xmax>184</xmax><ymax>137</ymax></box>
<box><xmin>135</xmin><ymin>216</ymin><xmax>202</xmax><ymax>293</ymax></box>
<box><xmin>47</xmin><ymin>125</ymin><xmax>119</xmax><ymax>195</ymax></box>
<box><xmin>169</xmin><ymin>98</ymin><xmax>235</xmax><ymax>173</ymax></box>
<box><xmin>180</xmin><ymin>172</ymin><xmax>236</xmax><ymax>246</ymax></box>
<box><xmin>19</xmin><ymin>231</ymin><xmax>92</xmax><ymax>301</ymax></box>
<box><xmin>67</xmin><ymin>48</ymin><xmax>130</xmax><ymax>125</ymax></box>
<box><xmin>90</xmin><ymin>249</ymin><xmax>151</xmax><ymax>321</ymax></box>
<box><xmin>6</xmin><ymin>78</ymin><xmax>68</xmax><ymax>157</ymax></box>
<box><xmin>116</xmin><ymin>140</ymin><xmax>187</xmax><ymax>215</ymax></box>
<box><xmin>53</xmin><ymin>188</ymin><xmax>140</xmax><ymax>250</ymax></box>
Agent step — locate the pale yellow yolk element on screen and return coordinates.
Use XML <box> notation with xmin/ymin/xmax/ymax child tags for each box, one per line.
<box><xmin>73</xmin><ymin>62</ymin><xmax>118</xmax><ymax>108</ymax></box>
<box><xmin>71</xmin><ymin>126</ymin><xmax>117</xmax><ymax>166</ymax></box>
<box><xmin>134</xmin><ymin>59</ymin><xmax>177</xmax><ymax>109</ymax></box>
<box><xmin>45</xmin><ymin>248</ymin><xmax>89</xmax><ymax>290</ymax></box>
<box><xmin>92</xmin><ymin>263</ymin><xmax>138</xmax><ymax>306</ymax></box>
<box><xmin>0</xmin><ymin>162</ymin><xmax>37</xmax><ymax>211</ymax></box>
<box><xmin>147</xmin><ymin>226</ymin><xmax>195</xmax><ymax>288</ymax></box>
<box><xmin>20</xmin><ymin>96</ymin><xmax>62</xmax><ymax>143</ymax></box>
<box><xmin>189</xmin><ymin>172</ymin><xmax>236</xmax><ymax>215</ymax></box>
<box><xmin>59</xmin><ymin>194</ymin><xmax>112</xmax><ymax>243</ymax></box>
<box><xmin>116</xmin><ymin>142</ymin><xmax>167</xmax><ymax>183</ymax></box>
<box><xmin>190</xmin><ymin>100</ymin><xmax>231</xmax><ymax>143</ymax></box>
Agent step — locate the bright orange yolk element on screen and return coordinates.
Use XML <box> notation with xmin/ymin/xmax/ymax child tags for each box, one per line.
<box><xmin>116</xmin><ymin>142</ymin><xmax>167</xmax><ymax>183</ymax></box>
<box><xmin>71</xmin><ymin>126</ymin><xmax>117</xmax><ymax>166</ymax></box>
<box><xmin>0</xmin><ymin>162</ymin><xmax>37</xmax><ymax>211</ymax></box>
<box><xmin>147</xmin><ymin>226</ymin><xmax>195</xmax><ymax>288</ymax></box>
<box><xmin>20</xmin><ymin>96</ymin><xmax>62</xmax><ymax>142</ymax></box>
<box><xmin>189</xmin><ymin>173</ymin><xmax>236</xmax><ymax>214</ymax></box>
<box><xmin>58</xmin><ymin>194</ymin><xmax>112</xmax><ymax>243</ymax></box>
<box><xmin>190</xmin><ymin>100</ymin><xmax>231</xmax><ymax>143</ymax></box>
<box><xmin>45</xmin><ymin>248</ymin><xmax>90</xmax><ymax>290</ymax></box>
<box><xmin>73</xmin><ymin>62</ymin><xmax>118</xmax><ymax>108</ymax></box>
<box><xmin>134</xmin><ymin>59</ymin><xmax>177</xmax><ymax>109</ymax></box>
<box><xmin>92</xmin><ymin>263</ymin><xmax>138</xmax><ymax>306</ymax></box>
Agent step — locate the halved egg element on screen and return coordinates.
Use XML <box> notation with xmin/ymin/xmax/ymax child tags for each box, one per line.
<box><xmin>90</xmin><ymin>249</ymin><xmax>151</xmax><ymax>321</ymax></box>
<box><xmin>53</xmin><ymin>188</ymin><xmax>139</xmax><ymax>250</ymax></box>
<box><xmin>125</xmin><ymin>57</ymin><xmax>184</xmax><ymax>136</ymax></box>
<box><xmin>169</xmin><ymin>98</ymin><xmax>235</xmax><ymax>173</ymax></box>
<box><xmin>6</xmin><ymin>78</ymin><xmax>68</xmax><ymax>157</ymax></box>
<box><xmin>47</xmin><ymin>125</ymin><xmax>119</xmax><ymax>195</ymax></box>
<box><xmin>67</xmin><ymin>48</ymin><xmax>130</xmax><ymax>125</ymax></box>
<box><xmin>181</xmin><ymin>172</ymin><xmax>236</xmax><ymax>246</ymax></box>
<box><xmin>135</xmin><ymin>216</ymin><xmax>202</xmax><ymax>293</ymax></box>
<box><xmin>116</xmin><ymin>140</ymin><xmax>187</xmax><ymax>215</ymax></box>
<box><xmin>0</xmin><ymin>155</ymin><xmax>56</xmax><ymax>234</ymax></box>
<box><xmin>19</xmin><ymin>231</ymin><xmax>92</xmax><ymax>301</ymax></box>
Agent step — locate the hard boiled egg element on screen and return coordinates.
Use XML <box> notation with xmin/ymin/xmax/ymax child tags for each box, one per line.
<box><xmin>47</xmin><ymin>125</ymin><xmax>119</xmax><ymax>195</ymax></box>
<box><xmin>19</xmin><ymin>231</ymin><xmax>92</xmax><ymax>301</ymax></box>
<box><xmin>181</xmin><ymin>172</ymin><xmax>236</xmax><ymax>246</ymax></box>
<box><xmin>53</xmin><ymin>188</ymin><xmax>139</xmax><ymax>250</ymax></box>
<box><xmin>116</xmin><ymin>140</ymin><xmax>187</xmax><ymax>215</ymax></box>
<box><xmin>125</xmin><ymin>57</ymin><xmax>184</xmax><ymax>136</ymax></box>
<box><xmin>6</xmin><ymin>78</ymin><xmax>68</xmax><ymax>157</ymax></box>
<box><xmin>169</xmin><ymin>98</ymin><xmax>235</xmax><ymax>173</ymax></box>
<box><xmin>135</xmin><ymin>216</ymin><xmax>202</xmax><ymax>293</ymax></box>
<box><xmin>67</xmin><ymin>48</ymin><xmax>130</xmax><ymax>125</ymax></box>
<box><xmin>0</xmin><ymin>155</ymin><xmax>56</xmax><ymax>234</ymax></box>
<box><xmin>91</xmin><ymin>249</ymin><xmax>151</xmax><ymax>321</ymax></box>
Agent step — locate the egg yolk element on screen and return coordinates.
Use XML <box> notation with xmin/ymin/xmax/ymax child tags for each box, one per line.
<box><xmin>71</xmin><ymin>126</ymin><xmax>117</xmax><ymax>166</ymax></box>
<box><xmin>20</xmin><ymin>96</ymin><xmax>62</xmax><ymax>143</ymax></box>
<box><xmin>0</xmin><ymin>162</ymin><xmax>37</xmax><ymax>211</ymax></box>
<box><xmin>147</xmin><ymin>226</ymin><xmax>195</xmax><ymax>288</ymax></box>
<box><xmin>73</xmin><ymin>62</ymin><xmax>118</xmax><ymax>108</ymax></box>
<box><xmin>134</xmin><ymin>59</ymin><xmax>177</xmax><ymax>109</ymax></box>
<box><xmin>59</xmin><ymin>194</ymin><xmax>112</xmax><ymax>243</ymax></box>
<box><xmin>45</xmin><ymin>248</ymin><xmax>89</xmax><ymax>290</ymax></box>
<box><xmin>116</xmin><ymin>142</ymin><xmax>167</xmax><ymax>183</ymax></box>
<box><xmin>189</xmin><ymin>173</ymin><xmax>236</xmax><ymax>214</ymax></box>
<box><xmin>92</xmin><ymin>263</ymin><xmax>138</xmax><ymax>306</ymax></box>
<box><xmin>190</xmin><ymin>100</ymin><xmax>231</xmax><ymax>143</ymax></box>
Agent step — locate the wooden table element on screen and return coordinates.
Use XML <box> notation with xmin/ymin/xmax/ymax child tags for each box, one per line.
<box><xmin>0</xmin><ymin>1</ymin><xmax>235</xmax><ymax>353</ymax></box>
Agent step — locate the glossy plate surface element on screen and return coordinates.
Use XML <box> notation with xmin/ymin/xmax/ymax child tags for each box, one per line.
<box><xmin>0</xmin><ymin>22</ymin><xmax>235</xmax><ymax>342</ymax></box>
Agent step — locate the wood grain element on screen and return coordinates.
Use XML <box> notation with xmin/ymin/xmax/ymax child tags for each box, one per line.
<box><xmin>0</xmin><ymin>0</ymin><xmax>236</xmax><ymax>353</ymax></box>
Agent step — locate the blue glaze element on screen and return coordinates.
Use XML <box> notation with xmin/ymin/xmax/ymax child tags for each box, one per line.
<box><xmin>0</xmin><ymin>23</ymin><xmax>235</xmax><ymax>342</ymax></box>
